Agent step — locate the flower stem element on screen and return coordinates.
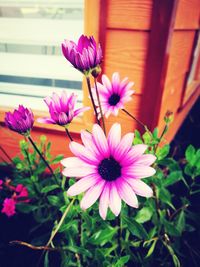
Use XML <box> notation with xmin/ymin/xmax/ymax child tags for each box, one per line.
<box><xmin>122</xmin><ymin>108</ymin><xmax>149</xmax><ymax>132</ymax></box>
<box><xmin>0</xmin><ymin>145</ymin><xmax>13</xmax><ymax>164</ymax></box>
<box><xmin>28</xmin><ymin>136</ymin><xmax>56</xmax><ymax>179</ymax></box>
<box><xmin>46</xmin><ymin>198</ymin><xmax>75</xmax><ymax>247</ymax></box>
<box><xmin>86</xmin><ymin>76</ymin><xmax>100</xmax><ymax>125</ymax></box>
<box><xmin>94</xmin><ymin>78</ymin><xmax>106</xmax><ymax>135</ymax></box>
<box><xmin>65</xmin><ymin>127</ymin><xmax>73</xmax><ymax>142</ymax></box>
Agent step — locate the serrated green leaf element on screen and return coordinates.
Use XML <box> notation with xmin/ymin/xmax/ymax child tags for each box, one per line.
<box><xmin>115</xmin><ymin>255</ymin><xmax>130</xmax><ymax>267</ymax></box>
<box><xmin>134</xmin><ymin>207</ymin><xmax>153</xmax><ymax>223</ymax></box>
<box><xmin>163</xmin><ymin>171</ymin><xmax>182</xmax><ymax>187</ymax></box>
<box><xmin>123</xmin><ymin>216</ymin><xmax>148</xmax><ymax>239</ymax></box>
<box><xmin>158</xmin><ymin>188</ymin><xmax>175</xmax><ymax>209</ymax></box>
<box><xmin>185</xmin><ymin>145</ymin><xmax>195</xmax><ymax>165</ymax></box>
<box><xmin>41</xmin><ymin>185</ymin><xmax>59</xmax><ymax>193</ymax></box>
<box><xmin>156</xmin><ymin>144</ymin><xmax>170</xmax><ymax>160</ymax></box>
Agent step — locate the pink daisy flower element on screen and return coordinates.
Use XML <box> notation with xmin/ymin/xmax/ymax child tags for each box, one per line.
<box><xmin>61</xmin><ymin>123</ymin><xmax>156</xmax><ymax>220</ymax></box>
<box><xmin>93</xmin><ymin>72</ymin><xmax>134</xmax><ymax>118</ymax></box>
<box><xmin>1</xmin><ymin>198</ymin><xmax>16</xmax><ymax>217</ymax></box>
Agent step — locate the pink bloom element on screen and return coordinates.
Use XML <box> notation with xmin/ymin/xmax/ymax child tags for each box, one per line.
<box><xmin>62</xmin><ymin>35</ymin><xmax>102</xmax><ymax>75</ymax></box>
<box><xmin>5</xmin><ymin>105</ymin><xmax>34</xmax><ymax>135</ymax></box>
<box><xmin>61</xmin><ymin>123</ymin><xmax>156</xmax><ymax>220</ymax></box>
<box><xmin>0</xmin><ymin>180</ymin><xmax>3</xmax><ymax>190</ymax></box>
<box><xmin>37</xmin><ymin>91</ymin><xmax>90</xmax><ymax>126</ymax></box>
<box><xmin>1</xmin><ymin>198</ymin><xmax>16</xmax><ymax>217</ymax></box>
<box><xmin>92</xmin><ymin>72</ymin><xmax>134</xmax><ymax>118</ymax></box>
<box><xmin>15</xmin><ymin>184</ymin><xmax>29</xmax><ymax>203</ymax></box>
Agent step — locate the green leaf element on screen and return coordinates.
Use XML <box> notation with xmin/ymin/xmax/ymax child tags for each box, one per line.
<box><xmin>163</xmin><ymin>220</ymin><xmax>181</xmax><ymax>237</ymax></box>
<box><xmin>134</xmin><ymin>207</ymin><xmax>153</xmax><ymax>223</ymax></box>
<box><xmin>44</xmin><ymin>252</ymin><xmax>49</xmax><ymax>267</ymax></box>
<box><xmin>88</xmin><ymin>227</ymin><xmax>117</xmax><ymax>246</ymax></box>
<box><xmin>47</xmin><ymin>195</ymin><xmax>60</xmax><ymax>206</ymax></box>
<box><xmin>41</xmin><ymin>185</ymin><xmax>60</xmax><ymax>193</ymax></box>
<box><xmin>185</xmin><ymin>145</ymin><xmax>195</xmax><ymax>165</ymax></box>
<box><xmin>123</xmin><ymin>216</ymin><xmax>148</xmax><ymax>239</ymax></box>
<box><xmin>142</xmin><ymin>132</ymin><xmax>152</xmax><ymax>144</ymax></box>
<box><xmin>16</xmin><ymin>203</ymin><xmax>38</xmax><ymax>213</ymax></box>
<box><xmin>176</xmin><ymin>211</ymin><xmax>185</xmax><ymax>234</ymax></box>
<box><xmin>158</xmin><ymin>188</ymin><xmax>175</xmax><ymax>209</ymax></box>
<box><xmin>156</xmin><ymin>144</ymin><xmax>170</xmax><ymax>160</ymax></box>
<box><xmin>145</xmin><ymin>239</ymin><xmax>157</xmax><ymax>258</ymax></box>
<box><xmin>163</xmin><ymin>171</ymin><xmax>182</xmax><ymax>187</ymax></box>
<box><xmin>51</xmin><ymin>154</ymin><xmax>64</xmax><ymax>164</ymax></box>
<box><xmin>63</xmin><ymin>245</ymin><xmax>92</xmax><ymax>258</ymax></box>
<box><xmin>115</xmin><ymin>255</ymin><xmax>130</xmax><ymax>267</ymax></box>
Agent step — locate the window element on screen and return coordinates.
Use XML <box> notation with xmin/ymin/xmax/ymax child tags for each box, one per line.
<box><xmin>0</xmin><ymin>0</ymin><xmax>84</xmax><ymax>111</ymax></box>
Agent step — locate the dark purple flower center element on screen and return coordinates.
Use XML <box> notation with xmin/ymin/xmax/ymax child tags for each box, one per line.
<box><xmin>108</xmin><ymin>93</ymin><xmax>120</xmax><ymax>106</ymax></box>
<box><xmin>98</xmin><ymin>157</ymin><xmax>121</xmax><ymax>181</ymax></box>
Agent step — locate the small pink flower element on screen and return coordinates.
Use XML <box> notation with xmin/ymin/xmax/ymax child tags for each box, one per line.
<box><xmin>15</xmin><ymin>184</ymin><xmax>29</xmax><ymax>203</ymax></box>
<box><xmin>93</xmin><ymin>72</ymin><xmax>134</xmax><ymax>118</ymax></box>
<box><xmin>0</xmin><ymin>180</ymin><xmax>3</xmax><ymax>190</ymax></box>
<box><xmin>1</xmin><ymin>198</ymin><xmax>16</xmax><ymax>217</ymax></box>
<box><xmin>62</xmin><ymin>35</ymin><xmax>102</xmax><ymax>75</ymax></box>
<box><xmin>37</xmin><ymin>91</ymin><xmax>90</xmax><ymax>126</ymax></box>
<box><xmin>61</xmin><ymin>123</ymin><xmax>156</xmax><ymax>220</ymax></box>
<box><xmin>5</xmin><ymin>105</ymin><xmax>34</xmax><ymax>135</ymax></box>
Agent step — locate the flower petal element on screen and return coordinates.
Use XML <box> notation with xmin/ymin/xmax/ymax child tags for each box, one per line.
<box><xmin>107</xmin><ymin>123</ymin><xmax>121</xmax><ymax>155</ymax></box>
<box><xmin>116</xmin><ymin>179</ymin><xmax>138</xmax><ymax>208</ymax></box>
<box><xmin>121</xmin><ymin>144</ymin><xmax>148</xmax><ymax>166</ymax></box>
<box><xmin>113</xmin><ymin>133</ymin><xmax>134</xmax><ymax>161</ymax></box>
<box><xmin>81</xmin><ymin>130</ymin><xmax>102</xmax><ymax>158</ymax></box>
<box><xmin>62</xmin><ymin>166</ymin><xmax>95</xmax><ymax>177</ymax></box>
<box><xmin>123</xmin><ymin>166</ymin><xmax>156</xmax><ymax>179</ymax></box>
<box><xmin>67</xmin><ymin>174</ymin><xmax>100</xmax><ymax>196</ymax></box>
<box><xmin>109</xmin><ymin>182</ymin><xmax>121</xmax><ymax>216</ymax></box>
<box><xmin>69</xmin><ymin>141</ymin><xmax>99</xmax><ymax>164</ymax></box>
<box><xmin>99</xmin><ymin>182</ymin><xmax>110</xmax><ymax>220</ymax></box>
<box><xmin>92</xmin><ymin>124</ymin><xmax>109</xmax><ymax>157</ymax></box>
<box><xmin>127</xmin><ymin>179</ymin><xmax>153</xmax><ymax>197</ymax></box>
<box><xmin>61</xmin><ymin>157</ymin><xmax>90</xmax><ymax>168</ymax></box>
<box><xmin>80</xmin><ymin>180</ymin><xmax>105</xmax><ymax>210</ymax></box>
<box><xmin>134</xmin><ymin>154</ymin><xmax>157</xmax><ymax>166</ymax></box>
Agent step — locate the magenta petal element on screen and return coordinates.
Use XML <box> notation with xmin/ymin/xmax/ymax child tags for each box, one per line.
<box><xmin>74</xmin><ymin>106</ymin><xmax>90</xmax><ymax>117</ymax></box>
<box><xmin>113</xmin><ymin>133</ymin><xmax>134</xmax><ymax>161</ymax></box>
<box><xmin>80</xmin><ymin>180</ymin><xmax>105</xmax><ymax>210</ymax></box>
<box><xmin>37</xmin><ymin>117</ymin><xmax>56</xmax><ymax>124</ymax></box>
<box><xmin>121</xmin><ymin>144</ymin><xmax>148</xmax><ymax>166</ymax></box>
<box><xmin>134</xmin><ymin>154</ymin><xmax>157</xmax><ymax>166</ymax></box>
<box><xmin>92</xmin><ymin>124</ymin><xmax>109</xmax><ymax>157</ymax></box>
<box><xmin>109</xmin><ymin>182</ymin><xmax>121</xmax><ymax>216</ymax></box>
<box><xmin>61</xmin><ymin>157</ymin><xmax>90</xmax><ymax>168</ymax></box>
<box><xmin>67</xmin><ymin>174</ymin><xmax>100</xmax><ymax>196</ymax></box>
<box><xmin>127</xmin><ymin>179</ymin><xmax>153</xmax><ymax>197</ymax></box>
<box><xmin>108</xmin><ymin>123</ymin><xmax>121</xmax><ymax>155</ymax></box>
<box><xmin>81</xmin><ymin>130</ymin><xmax>102</xmax><ymax>158</ymax></box>
<box><xmin>99</xmin><ymin>182</ymin><xmax>110</xmax><ymax>220</ymax></box>
<box><xmin>123</xmin><ymin>166</ymin><xmax>156</xmax><ymax>179</ymax></box>
<box><xmin>62</xmin><ymin>166</ymin><xmax>95</xmax><ymax>178</ymax></box>
<box><xmin>116</xmin><ymin>179</ymin><xmax>138</xmax><ymax>208</ymax></box>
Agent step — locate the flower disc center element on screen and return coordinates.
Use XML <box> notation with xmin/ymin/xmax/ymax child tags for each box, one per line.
<box><xmin>98</xmin><ymin>157</ymin><xmax>121</xmax><ymax>181</ymax></box>
<box><xmin>108</xmin><ymin>93</ymin><xmax>120</xmax><ymax>106</ymax></box>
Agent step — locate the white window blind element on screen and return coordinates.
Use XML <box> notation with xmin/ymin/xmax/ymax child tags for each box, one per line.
<box><xmin>0</xmin><ymin>0</ymin><xmax>84</xmax><ymax>111</ymax></box>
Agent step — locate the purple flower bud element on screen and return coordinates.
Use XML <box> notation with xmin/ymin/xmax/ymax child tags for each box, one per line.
<box><xmin>5</xmin><ymin>105</ymin><xmax>34</xmax><ymax>135</ymax></box>
<box><xmin>62</xmin><ymin>35</ymin><xmax>102</xmax><ymax>75</ymax></box>
<box><xmin>37</xmin><ymin>91</ymin><xmax>90</xmax><ymax>127</ymax></box>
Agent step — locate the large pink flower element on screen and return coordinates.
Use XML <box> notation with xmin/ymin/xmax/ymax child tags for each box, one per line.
<box><xmin>92</xmin><ymin>72</ymin><xmax>134</xmax><ymax>118</ymax></box>
<box><xmin>37</xmin><ymin>91</ymin><xmax>90</xmax><ymax>126</ymax></box>
<box><xmin>61</xmin><ymin>123</ymin><xmax>156</xmax><ymax>220</ymax></box>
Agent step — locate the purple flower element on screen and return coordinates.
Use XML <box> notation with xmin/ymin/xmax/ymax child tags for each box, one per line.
<box><xmin>37</xmin><ymin>91</ymin><xmax>90</xmax><ymax>126</ymax></box>
<box><xmin>5</xmin><ymin>105</ymin><xmax>34</xmax><ymax>135</ymax></box>
<box><xmin>62</xmin><ymin>35</ymin><xmax>102</xmax><ymax>75</ymax></box>
<box><xmin>61</xmin><ymin>123</ymin><xmax>156</xmax><ymax>220</ymax></box>
<box><xmin>93</xmin><ymin>72</ymin><xmax>135</xmax><ymax>118</ymax></box>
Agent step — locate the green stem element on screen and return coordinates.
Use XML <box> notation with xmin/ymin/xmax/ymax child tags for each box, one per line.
<box><xmin>86</xmin><ymin>76</ymin><xmax>100</xmax><ymax>125</ymax></box>
<box><xmin>65</xmin><ymin>127</ymin><xmax>73</xmax><ymax>142</ymax></box>
<box><xmin>28</xmin><ymin>136</ymin><xmax>58</xmax><ymax>182</ymax></box>
<box><xmin>94</xmin><ymin>78</ymin><xmax>106</xmax><ymax>135</ymax></box>
<box><xmin>155</xmin><ymin>124</ymin><xmax>169</xmax><ymax>152</ymax></box>
<box><xmin>122</xmin><ymin>108</ymin><xmax>149</xmax><ymax>132</ymax></box>
<box><xmin>46</xmin><ymin>198</ymin><xmax>75</xmax><ymax>247</ymax></box>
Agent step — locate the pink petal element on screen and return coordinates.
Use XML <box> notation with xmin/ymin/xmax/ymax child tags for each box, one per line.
<box><xmin>37</xmin><ymin>117</ymin><xmax>55</xmax><ymax>124</ymax></box>
<box><xmin>81</xmin><ymin>130</ymin><xmax>102</xmax><ymax>158</ymax></box>
<box><xmin>121</xmin><ymin>144</ymin><xmax>148</xmax><ymax>166</ymax></box>
<box><xmin>62</xmin><ymin>166</ymin><xmax>95</xmax><ymax>177</ymax></box>
<box><xmin>61</xmin><ymin>157</ymin><xmax>90</xmax><ymax>168</ymax></box>
<box><xmin>127</xmin><ymin>179</ymin><xmax>153</xmax><ymax>197</ymax></box>
<box><xmin>80</xmin><ymin>180</ymin><xmax>105</xmax><ymax>210</ymax></box>
<box><xmin>92</xmin><ymin>124</ymin><xmax>109</xmax><ymax>157</ymax></box>
<box><xmin>108</xmin><ymin>123</ymin><xmax>121</xmax><ymax>155</ymax></box>
<box><xmin>123</xmin><ymin>166</ymin><xmax>156</xmax><ymax>179</ymax></box>
<box><xmin>116</xmin><ymin>179</ymin><xmax>138</xmax><ymax>208</ymax></box>
<box><xmin>113</xmin><ymin>133</ymin><xmax>134</xmax><ymax>161</ymax></box>
<box><xmin>102</xmin><ymin>74</ymin><xmax>112</xmax><ymax>93</ymax></box>
<box><xmin>69</xmin><ymin>141</ymin><xmax>99</xmax><ymax>164</ymax></box>
<box><xmin>109</xmin><ymin>182</ymin><xmax>121</xmax><ymax>216</ymax></box>
<box><xmin>134</xmin><ymin>154</ymin><xmax>156</xmax><ymax>166</ymax></box>
<box><xmin>67</xmin><ymin>174</ymin><xmax>100</xmax><ymax>196</ymax></box>
<box><xmin>99</xmin><ymin>183</ymin><xmax>110</xmax><ymax>220</ymax></box>
<box><xmin>74</xmin><ymin>106</ymin><xmax>90</xmax><ymax>117</ymax></box>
